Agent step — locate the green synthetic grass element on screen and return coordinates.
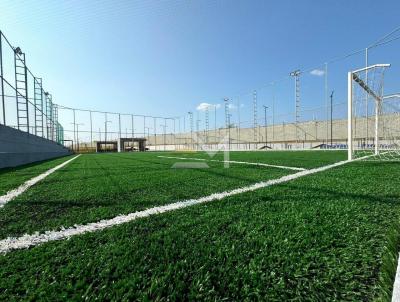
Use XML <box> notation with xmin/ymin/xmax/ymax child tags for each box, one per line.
<box><xmin>0</xmin><ymin>152</ymin><xmax>294</xmax><ymax>239</ymax></box>
<box><xmin>0</xmin><ymin>155</ymin><xmax>73</xmax><ymax>195</ymax></box>
<box><xmin>0</xmin><ymin>159</ymin><xmax>399</xmax><ymax>301</ymax></box>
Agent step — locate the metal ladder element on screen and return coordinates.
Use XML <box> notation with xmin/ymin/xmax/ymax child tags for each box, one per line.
<box><xmin>53</xmin><ymin>104</ymin><xmax>58</xmax><ymax>142</ymax></box>
<box><xmin>34</xmin><ymin>77</ymin><xmax>44</xmax><ymax>137</ymax></box>
<box><xmin>14</xmin><ymin>50</ymin><xmax>29</xmax><ymax>132</ymax></box>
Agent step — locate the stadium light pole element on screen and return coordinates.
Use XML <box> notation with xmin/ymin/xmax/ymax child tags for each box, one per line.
<box><xmin>290</xmin><ymin>69</ymin><xmax>301</xmax><ymax>144</ymax></box>
<box><xmin>263</xmin><ymin>105</ymin><xmax>268</xmax><ymax>149</ymax></box>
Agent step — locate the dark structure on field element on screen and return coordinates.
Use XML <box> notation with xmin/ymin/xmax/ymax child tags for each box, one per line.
<box><xmin>95</xmin><ymin>138</ymin><xmax>146</xmax><ymax>152</ymax></box>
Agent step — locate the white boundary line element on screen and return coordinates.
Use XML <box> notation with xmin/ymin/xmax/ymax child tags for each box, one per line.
<box><xmin>392</xmin><ymin>255</ymin><xmax>400</xmax><ymax>302</ymax></box>
<box><xmin>157</xmin><ymin>155</ymin><xmax>306</xmax><ymax>171</ymax></box>
<box><xmin>0</xmin><ymin>157</ymin><xmax>354</xmax><ymax>254</ymax></box>
<box><xmin>0</xmin><ymin>155</ymin><xmax>81</xmax><ymax>208</ymax></box>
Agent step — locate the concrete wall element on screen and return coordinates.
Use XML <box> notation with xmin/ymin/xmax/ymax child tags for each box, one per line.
<box><xmin>0</xmin><ymin>124</ymin><xmax>72</xmax><ymax>169</ymax></box>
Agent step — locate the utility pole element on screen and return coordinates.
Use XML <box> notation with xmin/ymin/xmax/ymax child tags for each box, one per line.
<box><xmin>263</xmin><ymin>105</ymin><xmax>268</xmax><ymax>149</ymax></box>
<box><xmin>330</xmin><ymin>90</ymin><xmax>334</xmax><ymax>146</ymax></box>
<box><xmin>290</xmin><ymin>69</ymin><xmax>301</xmax><ymax>144</ymax></box>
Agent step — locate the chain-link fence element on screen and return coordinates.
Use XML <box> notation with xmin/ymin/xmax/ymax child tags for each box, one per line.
<box><xmin>2</xmin><ymin>29</ymin><xmax>399</xmax><ymax>153</ymax></box>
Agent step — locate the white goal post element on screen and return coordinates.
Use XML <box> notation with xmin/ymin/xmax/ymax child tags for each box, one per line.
<box><xmin>348</xmin><ymin>64</ymin><xmax>400</xmax><ymax>161</ymax></box>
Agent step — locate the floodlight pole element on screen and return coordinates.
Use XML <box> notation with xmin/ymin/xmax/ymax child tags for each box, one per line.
<box><xmin>290</xmin><ymin>70</ymin><xmax>301</xmax><ymax>144</ymax></box>
<box><xmin>263</xmin><ymin>105</ymin><xmax>268</xmax><ymax>149</ymax></box>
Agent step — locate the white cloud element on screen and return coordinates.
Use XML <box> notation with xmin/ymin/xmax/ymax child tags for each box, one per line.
<box><xmin>228</xmin><ymin>104</ymin><xmax>237</xmax><ymax>110</ymax></box>
<box><xmin>310</xmin><ymin>69</ymin><xmax>325</xmax><ymax>77</ymax></box>
<box><xmin>196</xmin><ymin>103</ymin><xmax>220</xmax><ymax>111</ymax></box>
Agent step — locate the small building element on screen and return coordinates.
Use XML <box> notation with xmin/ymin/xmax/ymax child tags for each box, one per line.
<box><xmin>95</xmin><ymin>138</ymin><xmax>147</xmax><ymax>152</ymax></box>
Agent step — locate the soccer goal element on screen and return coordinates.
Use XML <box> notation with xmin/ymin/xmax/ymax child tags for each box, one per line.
<box><xmin>348</xmin><ymin>64</ymin><xmax>400</xmax><ymax>161</ymax></box>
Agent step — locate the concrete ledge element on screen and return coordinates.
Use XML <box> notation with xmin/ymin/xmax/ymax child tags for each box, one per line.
<box><xmin>0</xmin><ymin>124</ymin><xmax>72</xmax><ymax>169</ymax></box>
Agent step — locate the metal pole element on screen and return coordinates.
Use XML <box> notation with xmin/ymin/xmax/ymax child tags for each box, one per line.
<box><xmin>188</xmin><ymin>112</ymin><xmax>193</xmax><ymax>149</ymax></box>
<box><xmin>76</xmin><ymin>124</ymin><xmax>79</xmax><ymax>152</ymax></box>
<box><xmin>143</xmin><ymin>116</ymin><xmax>146</xmax><ymax>138</ymax></box>
<box><xmin>272</xmin><ymin>82</ymin><xmax>275</xmax><ymax>141</ymax></box>
<box><xmin>325</xmin><ymin>63</ymin><xmax>329</xmax><ymax>144</ymax></box>
<box><xmin>0</xmin><ymin>31</ymin><xmax>5</xmax><ymax>125</ymax></box>
<box><xmin>90</xmin><ymin>110</ymin><xmax>93</xmax><ymax>144</ymax></box>
<box><xmin>365</xmin><ymin>48</ymin><xmax>369</xmax><ymax>145</ymax></box>
<box><xmin>348</xmin><ymin>72</ymin><xmax>353</xmax><ymax>160</ymax></box>
<box><xmin>375</xmin><ymin>96</ymin><xmax>379</xmax><ymax>155</ymax></box>
<box><xmin>154</xmin><ymin>117</ymin><xmax>157</xmax><ymax>151</ymax></box>
<box><xmin>131</xmin><ymin>114</ymin><xmax>134</xmax><ymax>148</ymax></box>
<box><xmin>263</xmin><ymin>105</ymin><xmax>268</xmax><ymax>149</ymax></box>
<box><xmin>237</xmin><ymin>98</ymin><xmax>241</xmax><ymax>150</ymax></box>
<box><xmin>104</xmin><ymin>112</ymin><xmax>107</xmax><ymax>143</ymax></box>
<box><xmin>118</xmin><ymin>113</ymin><xmax>121</xmax><ymax>139</ymax></box>
<box><xmin>73</xmin><ymin>109</ymin><xmax>76</xmax><ymax>149</ymax></box>
<box><xmin>330</xmin><ymin>91</ymin><xmax>334</xmax><ymax>146</ymax></box>
<box><xmin>173</xmin><ymin>118</ymin><xmax>176</xmax><ymax>150</ymax></box>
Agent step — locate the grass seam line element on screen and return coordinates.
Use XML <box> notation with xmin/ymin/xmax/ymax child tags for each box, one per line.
<box><xmin>157</xmin><ymin>155</ymin><xmax>306</xmax><ymax>171</ymax></box>
<box><xmin>0</xmin><ymin>157</ymin><xmax>358</xmax><ymax>254</ymax></box>
<box><xmin>0</xmin><ymin>155</ymin><xmax>81</xmax><ymax>208</ymax></box>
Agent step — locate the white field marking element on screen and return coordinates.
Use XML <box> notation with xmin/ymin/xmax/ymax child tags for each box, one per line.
<box><xmin>392</xmin><ymin>254</ymin><xmax>400</xmax><ymax>302</ymax></box>
<box><xmin>157</xmin><ymin>155</ymin><xmax>306</xmax><ymax>171</ymax></box>
<box><xmin>0</xmin><ymin>157</ymin><xmax>360</xmax><ymax>254</ymax></box>
<box><xmin>0</xmin><ymin>155</ymin><xmax>81</xmax><ymax>208</ymax></box>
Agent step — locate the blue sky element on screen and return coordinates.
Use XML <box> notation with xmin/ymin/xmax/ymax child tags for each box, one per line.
<box><xmin>1</xmin><ymin>0</ymin><xmax>400</xmax><ymax>136</ymax></box>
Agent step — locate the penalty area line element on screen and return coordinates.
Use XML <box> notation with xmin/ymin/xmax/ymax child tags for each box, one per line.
<box><xmin>0</xmin><ymin>154</ymin><xmax>81</xmax><ymax>208</ymax></box>
<box><xmin>0</xmin><ymin>157</ymin><xmax>353</xmax><ymax>254</ymax></box>
<box><xmin>157</xmin><ymin>155</ymin><xmax>306</xmax><ymax>171</ymax></box>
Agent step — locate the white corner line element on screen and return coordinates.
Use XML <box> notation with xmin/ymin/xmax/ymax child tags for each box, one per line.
<box><xmin>0</xmin><ymin>155</ymin><xmax>81</xmax><ymax>208</ymax></box>
<box><xmin>0</xmin><ymin>157</ymin><xmax>355</xmax><ymax>254</ymax></box>
<box><xmin>157</xmin><ymin>155</ymin><xmax>306</xmax><ymax>171</ymax></box>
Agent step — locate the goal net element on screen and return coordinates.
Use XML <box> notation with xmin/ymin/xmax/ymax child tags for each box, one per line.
<box><xmin>348</xmin><ymin>64</ymin><xmax>400</xmax><ymax>161</ymax></box>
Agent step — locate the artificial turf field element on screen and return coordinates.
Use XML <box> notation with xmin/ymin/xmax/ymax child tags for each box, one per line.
<box><xmin>0</xmin><ymin>150</ymin><xmax>400</xmax><ymax>301</ymax></box>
